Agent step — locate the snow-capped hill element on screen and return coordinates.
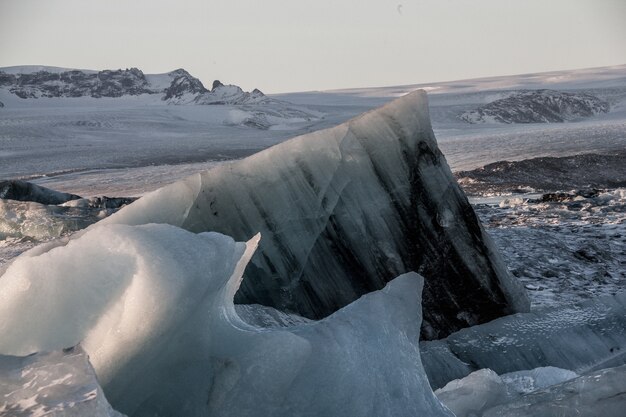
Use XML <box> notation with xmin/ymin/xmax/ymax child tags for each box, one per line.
<box><xmin>161</xmin><ymin>69</ymin><xmax>209</xmax><ymax>103</ymax></box>
<box><xmin>461</xmin><ymin>89</ymin><xmax>610</xmax><ymax>124</ymax></box>
<box><xmin>196</xmin><ymin>80</ymin><xmax>271</xmax><ymax>105</ymax></box>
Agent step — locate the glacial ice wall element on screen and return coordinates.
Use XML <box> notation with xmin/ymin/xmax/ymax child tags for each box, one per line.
<box><xmin>100</xmin><ymin>90</ymin><xmax>529</xmax><ymax>339</ymax></box>
<box><xmin>0</xmin><ymin>223</ymin><xmax>454</xmax><ymax>416</ymax></box>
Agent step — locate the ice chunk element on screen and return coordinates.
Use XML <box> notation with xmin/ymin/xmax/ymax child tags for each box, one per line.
<box><xmin>0</xmin><ymin>199</ymin><xmax>104</xmax><ymax>241</ymax></box>
<box><xmin>422</xmin><ymin>291</ymin><xmax>626</xmax><ymax>389</ymax></box>
<box><xmin>97</xmin><ymin>90</ymin><xmax>529</xmax><ymax>339</ymax></box>
<box><xmin>482</xmin><ymin>365</ymin><xmax>626</xmax><ymax>417</ymax></box>
<box><xmin>0</xmin><ymin>346</ymin><xmax>125</xmax><ymax>417</ymax></box>
<box><xmin>500</xmin><ymin>366</ymin><xmax>578</xmax><ymax>396</ymax></box>
<box><xmin>435</xmin><ymin>369</ymin><xmax>507</xmax><ymax>417</ymax></box>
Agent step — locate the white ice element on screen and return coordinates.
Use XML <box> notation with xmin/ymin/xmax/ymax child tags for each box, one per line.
<box><xmin>0</xmin><ymin>222</ymin><xmax>452</xmax><ymax>416</ymax></box>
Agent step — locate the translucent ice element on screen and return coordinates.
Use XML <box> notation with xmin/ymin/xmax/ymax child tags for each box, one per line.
<box><xmin>0</xmin><ymin>346</ymin><xmax>125</xmax><ymax>417</ymax></box>
<box><xmin>499</xmin><ymin>366</ymin><xmax>578</xmax><ymax>396</ymax></box>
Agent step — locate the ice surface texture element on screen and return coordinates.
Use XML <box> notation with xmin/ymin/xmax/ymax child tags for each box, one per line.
<box><xmin>101</xmin><ymin>90</ymin><xmax>529</xmax><ymax>339</ymax></box>
<box><xmin>434</xmin><ymin>367</ymin><xmax>579</xmax><ymax>417</ymax></box>
<box><xmin>422</xmin><ymin>291</ymin><xmax>626</xmax><ymax>389</ymax></box>
<box><xmin>0</xmin><ymin>346</ymin><xmax>125</xmax><ymax>417</ymax></box>
<box><xmin>0</xmin><ymin>223</ymin><xmax>453</xmax><ymax>416</ymax></box>
<box><xmin>482</xmin><ymin>365</ymin><xmax>626</xmax><ymax>417</ymax></box>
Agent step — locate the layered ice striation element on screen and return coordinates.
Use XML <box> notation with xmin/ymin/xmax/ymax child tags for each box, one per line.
<box><xmin>0</xmin><ymin>223</ymin><xmax>453</xmax><ymax>416</ymax></box>
<box><xmin>98</xmin><ymin>90</ymin><xmax>529</xmax><ymax>339</ymax></box>
<box><xmin>421</xmin><ymin>290</ymin><xmax>626</xmax><ymax>389</ymax></box>
<box><xmin>0</xmin><ymin>346</ymin><xmax>125</xmax><ymax>417</ymax></box>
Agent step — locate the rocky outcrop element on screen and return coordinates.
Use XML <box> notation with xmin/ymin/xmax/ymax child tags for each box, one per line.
<box><xmin>162</xmin><ymin>69</ymin><xmax>208</xmax><ymax>101</ymax></box>
<box><xmin>3</xmin><ymin>68</ymin><xmax>152</xmax><ymax>99</ymax></box>
<box><xmin>461</xmin><ymin>89</ymin><xmax>609</xmax><ymax>124</ymax></box>
<box><xmin>455</xmin><ymin>150</ymin><xmax>626</xmax><ymax>195</ymax></box>
<box><xmin>0</xmin><ymin>180</ymin><xmax>81</xmax><ymax>205</ymax></box>
<box><xmin>101</xmin><ymin>90</ymin><xmax>530</xmax><ymax>339</ymax></box>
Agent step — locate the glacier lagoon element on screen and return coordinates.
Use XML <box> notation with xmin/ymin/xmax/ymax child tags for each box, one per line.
<box><xmin>1</xmin><ymin>66</ymin><xmax>623</xmax><ymax>415</ymax></box>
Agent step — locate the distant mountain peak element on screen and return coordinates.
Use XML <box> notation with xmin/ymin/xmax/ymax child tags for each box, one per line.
<box><xmin>212</xmin><ymin>80</ymin><xmax>224</xmax><ymax>90</ymax></box>
<box><xmin>162</xmin><ymin>69</ymin><xmax>208</xmax><ymax>102</ymax></box>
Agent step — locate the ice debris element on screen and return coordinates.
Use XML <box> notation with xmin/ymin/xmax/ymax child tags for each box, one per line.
<box><xmin>0</xmin><ymin>346</ymin><xmax>125</xmax><ymax>417</ymax></box>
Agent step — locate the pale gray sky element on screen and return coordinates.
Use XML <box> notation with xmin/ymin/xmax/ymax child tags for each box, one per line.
<box><xmin>1</xmin><ymin>0</ymin><xmax>625</xmax><ymax>93</ymax></box>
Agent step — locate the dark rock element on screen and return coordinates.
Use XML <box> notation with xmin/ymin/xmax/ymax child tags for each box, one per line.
<box><xmin>86</xmin><ymin>196</ymin><xmax>137</xmax><ymax>209</ymax></box>
<box><xmin>456</xmin><ymin>151</ymin><xmax>626</xmax><ymax>195</ymax></box>
<box><xmin>212</xmin><ymin>79</ymin><xmax>224</xmax><ymax>90</ymax></box>
<box><xmin>0</xmin><ymin>71</ymin><xmax>16</xmax><ymax>86</ymax></box>
<box><xmin>0</xmin><ymin>180</ymin><xmax>81</xmax><ymax>205</ymax></box>
<box><xmin>4</xmin><ymin>68</ymin><xmax>152</xmax><ymax>99</ymax></box>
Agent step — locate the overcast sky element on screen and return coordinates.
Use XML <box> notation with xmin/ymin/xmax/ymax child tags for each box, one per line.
<box><xmin>1</xmin><ymin>0</ymin><xmax>624</xmax><ymax>93</ymax></box>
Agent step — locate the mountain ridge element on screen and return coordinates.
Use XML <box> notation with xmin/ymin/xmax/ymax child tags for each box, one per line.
<box><xmin>0</xmin><ymin>66</ymin><xmax>271</xmax><ymax>105</ymax></box>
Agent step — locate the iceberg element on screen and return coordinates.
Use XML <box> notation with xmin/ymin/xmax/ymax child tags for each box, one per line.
<box><xmin>97</xmin><ymin>90</ymin><xmax>529</xmax><ymax>339</ymax></box>
<box><xmin>0</xmin><ymin>222</ymin><xmax>453</xmax><ymax>416</ymax></box>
